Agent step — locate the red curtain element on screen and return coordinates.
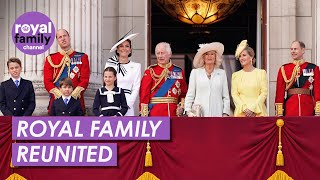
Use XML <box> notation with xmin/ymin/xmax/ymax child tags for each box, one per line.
<box><xmin>1</xmin><ymin>116</ymin><xmax>320</xmax><ymax>180</ymax></box>
<box><xmin>0</xmin><ymin>116</ymin><xmax>13</xmax><ymax>179</ymax></box>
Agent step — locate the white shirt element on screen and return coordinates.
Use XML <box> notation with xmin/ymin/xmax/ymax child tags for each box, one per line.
<box><xmin>62</xmin><ymin>95</ymin><xmax>71</xmax><ymax>104</ymax></box>
<box><xmin>11</xmin><ymin>77</ymin><xmax>21</xmax><ymax>86</ymax></box>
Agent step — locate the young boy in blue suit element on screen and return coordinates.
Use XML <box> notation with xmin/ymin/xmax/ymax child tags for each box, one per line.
<box><xmin>0</xmin><ymin>57</ymin><xmax>36</xmax><ymax>116</ymax></box>
<box><xmin>50</xmin><ymin>77</ymin><xmax>84</xmax><ymax>116</ymax></box>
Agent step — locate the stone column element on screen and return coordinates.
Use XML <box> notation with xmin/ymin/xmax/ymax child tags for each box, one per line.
<box><xmin>269</xmin><ymin>0</ymin><xmax>314</xmax><ymax>115</ymax></box>
<box><xmin>269</xmin><ymin>0</ymin><xmax>297</xmax><ymax>116</ymax></box>
<box><xmin>102</xmin><ymin>0</ymin><xmax>147</xmax><ymax>115</ymax></box>
<box><xmin>0</xmin><ymin>0</ymin><xmax>5</xmax><ymax>86</ymax></box>
<box><xmin>3</xmin><ymin>0</ymin><xmax>102</xmax><ymax>115</ymax></box>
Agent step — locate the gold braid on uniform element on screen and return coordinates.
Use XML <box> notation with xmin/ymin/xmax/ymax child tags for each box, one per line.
<box><xmin>140</xmin><ymin>103</ymin><xmax>149</xmax><ymax>116</ymax></box>
<box><xmin>49</xmin><ymin>88</ymin><xmax>62</xmax><ymax>99</ymax></box>
<box><xmin>315</xmin><ymin>101</ymin><xmax>320</xmax><ymax>115</ymax></box>
<box><xmin>281</xmin><ymin>60</ymin><xmax>304</xmax><ymax>90</ymax></box>
<box><xmin>47</xmin><ymin>49</ymin><xmax>73</xmax><ymax>83</ymax></box>
<box><xmin>275</xmin><ymin>103</ymin><xmax>283</xmax><ymax>116</ymax></box>
<box><xmin>149</xmin><ymin>62</ymin><xmax>172</xmax><ymax>92</ymax></box>
<box><xmin>71</xmin><ymin>86</ymin><xmax>85</xmax><ymax>99</ymax></box>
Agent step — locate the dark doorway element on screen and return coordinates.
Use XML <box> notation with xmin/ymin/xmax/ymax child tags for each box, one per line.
<box><xmin>151</xmin><ymin>0</ymin><xmax>257</xmax><ymax>56</ymax></box>
<box><xmin>150</xmin><ymin>0</ymin><xmax>258</xmax><ymax>82</ymax></box>
<box><xmin>150</xmin><ymin>0</ymin><xmax>259</xmax><ymax>111</ymax></box>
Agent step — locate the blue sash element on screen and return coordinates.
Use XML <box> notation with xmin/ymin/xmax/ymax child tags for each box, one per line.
<box><xmin>148</xmin><ymin>66</ymin><xmax>181</xmax><ymax>111</ymax></box>
<box><xmin>54</xmin><ymin>52</ymin><xmax>84</xmax><ymax>87</ymax></box>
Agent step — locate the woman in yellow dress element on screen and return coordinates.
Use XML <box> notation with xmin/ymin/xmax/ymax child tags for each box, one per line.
<box><xmin>231</xmin><ymin>40</ymin><xmax>268</xmax><ymax>117</ymax></box>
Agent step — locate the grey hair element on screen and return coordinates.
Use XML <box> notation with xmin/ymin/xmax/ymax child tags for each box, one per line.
<box><xmin>155</xmin><ymin>42</ymin><xmax>172</xmax><ymax>55</ymax></box>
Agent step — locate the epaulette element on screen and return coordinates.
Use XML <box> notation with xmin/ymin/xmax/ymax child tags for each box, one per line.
<box><xmin>49</xmin><ymin>52</ymin><xmax>59</xmax><ymax>56</ymax></box>
<box><xmin>73</xmin><ymin>52</ymin><xmax>85</xmax><ymax>58</ymax></box>
<box><xmin>172</xmin><ymin>64</ymin><xmax>182</xmax><ymax>70</ymax></box>
<box><xmin>147</xmin><ymin>64</ymin><xmax>158</xmax><ymax>69</ymax></box>
<box><xmin>46</xmin><ymin>52</ymin><xmax>58</xmax><ymax>60</ymax></box>
<box><xmin>74</xmin><ymin>52</ymin><xmax>84</xmax><ymax>55</ymax></box>
<box><xmin>282</xmin><ymin>63</ymin><xmax>291</xmax><ymax>66</ymax></box>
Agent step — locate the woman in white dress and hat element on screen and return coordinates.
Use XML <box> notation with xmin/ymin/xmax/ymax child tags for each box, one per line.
<box><xmin>184</xmin><ymin>42</ymin><xmax>231</xmax><ymax>117</ymax></box>
<box><xmin>105</xmin><ymin>32</ymin><xmax>141</xmax><ymax>116</ymax></box>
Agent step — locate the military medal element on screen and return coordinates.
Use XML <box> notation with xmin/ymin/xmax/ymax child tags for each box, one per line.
<box><xmin>303</xmin><ymin>69</ymin><xmax>314</xmax><ymax>76</ymax></box>
<box><xmin>172</xmin><ymin>87</ymin><xmax>177</xmax><ymax>95</ymax></box>
<box><xmin>73</xmin><ymin>66</ymin><xmax>79</xmax><ymax>73</ymax></box>
<box><xmin>175</xmin><ymin>81</ymin><xmax>180</xmax><ymax>88</ymax></box>
<box><xmin>70</xmin><ymin>72</ymin><xmax>75</xmax><ymax>79</ymax></box>
<box><xmin>309</xmin><ymin>76</ymin><xmax>314</xmax><ymax>90</ymax></box>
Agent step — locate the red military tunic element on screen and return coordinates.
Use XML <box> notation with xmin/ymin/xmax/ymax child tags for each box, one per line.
<box><xmin>139</xmin><ymin>62</ymin><xmax>188</xmax><ymax>116</ymax></box>
<box><xmin>43</xmin><ymin>50</ymin><xmax>90</xmax><ymax>113</ymax></box>
<box><xmin>275</xmin><ymin>61</ymin><xmax>320</xmax><ymax>116</ymax></box>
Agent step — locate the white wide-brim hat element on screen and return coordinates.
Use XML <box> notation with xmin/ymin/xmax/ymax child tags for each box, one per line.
<box><xmin>193</xmin><ymin>42</ymin><xmax>224</xmax><ymax>68</ymax></box>
<box><xmin>110</xmin><ymin>33</ymin><xmax>139</xmax><ymax>53</ymax></box>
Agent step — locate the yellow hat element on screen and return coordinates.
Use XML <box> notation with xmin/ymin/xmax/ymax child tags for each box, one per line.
<box><xmin>235</xmin><ymin>40</ymin><xmax>249</xmax><ymax>59</ymax></box>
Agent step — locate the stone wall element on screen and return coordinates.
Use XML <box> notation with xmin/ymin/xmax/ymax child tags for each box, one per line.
<box><xmin>269</xmin><ymin>0</ymin><xmax>314</xmax><ymax>115</ymax></box>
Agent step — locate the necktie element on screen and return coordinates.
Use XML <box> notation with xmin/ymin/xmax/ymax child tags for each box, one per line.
<box><xmin>15</xmin><ymin>80</ymin><xmax>19</xmax><ymax>88</ymax></box>
<box><xmin>64</xmin><ymin>98</ymin><xmax>68</xmax><ymax>105</ymax></box>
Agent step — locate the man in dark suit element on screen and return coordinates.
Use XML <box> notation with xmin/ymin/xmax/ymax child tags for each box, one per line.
<box><xmin>0</xmin><ymin>57</ymin><xmax>36</xmax><ymax>116</ymax></box>
<box><xmin>50</xmin><ymin>77</ymin><xmax>84</xmax><ymax>116</ymax></box>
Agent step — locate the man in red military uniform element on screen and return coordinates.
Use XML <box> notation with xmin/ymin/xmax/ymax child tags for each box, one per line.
<box><xmin>140</xmin><ymin>42</ymin><xmax>188</xmax><ymax>116</ymax></box>
<box><xmin>43</xmin><ymin>29</ymin><xmax>90</xmax><ymax>114</ymax></box>
<box><xmin>275</xmin><ymin>40</ymin><xmax>320</xmax><ymax>116</ymax></box>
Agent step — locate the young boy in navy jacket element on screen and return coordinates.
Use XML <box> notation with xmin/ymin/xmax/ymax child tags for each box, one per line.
<box><xmin>0</xmin><ymin>57</ymin><xmax>35</xmax><ymax>116</ymax></box>
<box><xmin>50</xmin><ymin>77</ymin><xmax>84</xmax><ymax>116</ymax></box>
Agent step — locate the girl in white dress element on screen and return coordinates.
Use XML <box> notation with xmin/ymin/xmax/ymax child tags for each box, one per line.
<box><xmin>105</xmin><ymin>33</ymin><xmax>141</xmax><ymax>116</ymax></box>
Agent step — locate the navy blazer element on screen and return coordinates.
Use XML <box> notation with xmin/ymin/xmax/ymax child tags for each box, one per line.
<box><xmin>0</xmin><ymin>78</ymin><xmax>36</xmax><ymax>116</ymax></box>
<box><xmin>50</xmin><ymin>97</ymin><xmax>84</xmax><ymax>116</ymax></box>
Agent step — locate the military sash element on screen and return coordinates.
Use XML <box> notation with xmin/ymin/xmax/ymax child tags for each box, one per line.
<box><xmin>148</xmin><ymin>66</ymin><xmax>181</xmax><ymax>111</ymax></box>
<box><xmin>54</xmin><ymin>52</ymin><xmax>84</xmax><ymax>87</ymax></box>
